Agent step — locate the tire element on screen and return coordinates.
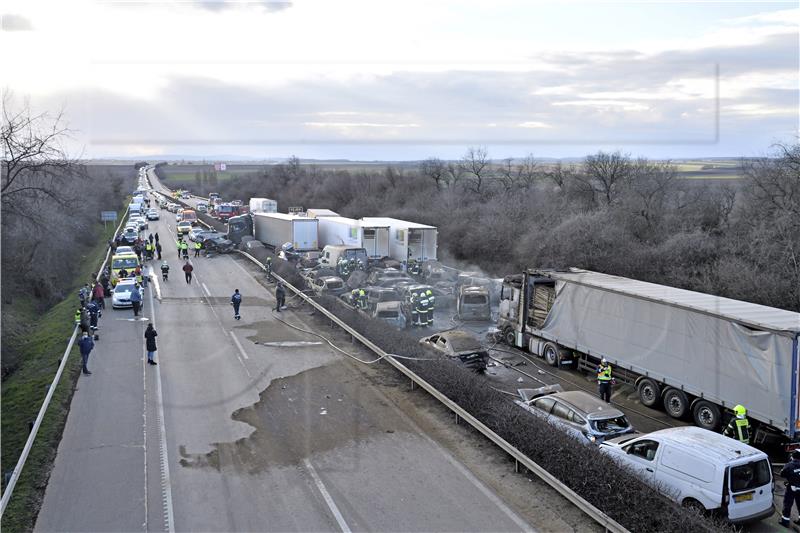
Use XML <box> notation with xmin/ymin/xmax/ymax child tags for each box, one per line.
<box><xmin>637</xmin><ymin>378</ymin><xmax>662</xmax><ymax>408</ymax></box>
<box><xmin>692</xmin><ymin>400</ymin><xmax>721</xmax><ymax>431</ymax></box>
<box><xmin>682</xmin><ymin>498</ymin><xmax>706</xmax><ymax>514</ymax></box>
<box><xmin>543</xmin><ymin>343</ymin><xmax>559</xmax><ymax>367</ymax></box>
<box><xmin>663</xmin><ymin>388</ymin><xmax>690</xmax><ymax>419</ymax></box>
<box><xmin>503</xmin><ymin>328</ymin><xmax>516</xmax><ymax>347</ymax></box>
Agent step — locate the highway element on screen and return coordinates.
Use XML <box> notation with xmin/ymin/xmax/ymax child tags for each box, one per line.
<box><xmin>34</xmin><ymin>171</ymin><xmax>601</xmax><ymax>531</ymax></box>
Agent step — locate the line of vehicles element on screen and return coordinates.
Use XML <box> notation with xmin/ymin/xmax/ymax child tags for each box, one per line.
<box><xmin>150</xmin><ymin>173</ymin><xmax>796</xmax><ymax>524</ymax></box>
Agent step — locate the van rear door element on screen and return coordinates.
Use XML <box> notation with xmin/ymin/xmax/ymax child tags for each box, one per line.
<box><xmin>726</xmin><ymin>457</ymin><xmax>773</xmax><ymax>522</ymax></box>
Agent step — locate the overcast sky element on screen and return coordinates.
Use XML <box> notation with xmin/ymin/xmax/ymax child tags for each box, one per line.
<box><xmin>1</xmin><ymin>0</ymin><xmax>797</xmax><ymax>161</ymax></box>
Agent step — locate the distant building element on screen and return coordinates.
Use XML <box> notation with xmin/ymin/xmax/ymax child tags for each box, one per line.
<box><xmin>214</xmin><ymin>162</ymin><xmax>227</xmax><ymax>171</ymax></box>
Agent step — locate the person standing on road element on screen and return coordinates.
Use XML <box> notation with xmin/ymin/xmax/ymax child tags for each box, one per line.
<box><xmin>194</xmin><ymin>240</ymin><xmax>202</xmax><ymax>257</ymax></box>
<box><xmin>780</xmin><ymin>451</ymin><xmax>800</xmax><ymax>527</ymax></box>
<box><xmin>182</xmin><ymin>260</ymin><xmax>194</xmax><ymax>284</ymax></box>
<box><xmin>265</xmin><ymin>256</ymin><xmax>273</xmax><ymax>282</ymax></box>
<box><xmin>130</xmin><ymin>284</ymin><xmax>142</xmax><ymax>317</ymax></box>
<box><xmin>597</xmin><ymin>357</ymin><xmax>613</xmax><ymax>404</ymax></box>
<box><xmin>275</xmin><ymin>283</ymin><xmax>286</xmax><ymax>312</ymax></box>
<box><xmin>144</xmin><ymin>323</ymin><xmax>158</xmax><ymax>365</ymax></box>
<box><xmin>78</xmin><ymin>332</ymin><xmax>94</xmax><ymax>375</ymax></box>
<box><xmin>148</xmin><ymin>233</ymin><xmax>154</xmax><ymax>245</ymax></box>
<box><xmin>154</xmin><ymin>232</ymin><xmax>160</xmax><ymax>244</ymax></box>
<box><xmin>231</xmin><ymin>289</ymin><xmax>242</xmax><ymax>320</ymax></box>
<box><xmin>176</xmin><ymin>239</ymin><xmax>182</xmax><ymax>259</ymax></box>
<box><xmin>155</xmin><ymin>241</ymin><xmax>162</xmax><ymax>260</ymax></box>
<box><xmin>180</xmin><ymin>240</ymin><xmax>189</xmax><ymax>259</ymax></box>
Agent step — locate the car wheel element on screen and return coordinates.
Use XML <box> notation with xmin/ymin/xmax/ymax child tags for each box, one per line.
<box><xmin>637</xmin><ymin>378</ymin><xmax>661</xmax><ymax>408</ymax></box>
<box><xmin>543</xmin><ymin>343</ymin><xmax>559</xmax><ymax>366</ymax></box>
<box><xmin>692</xmin><ymin>400</ymin><xmax>721</xmax><ymax>431</ymax></box>
<box><xmin>503</xmin><ymin>327</ymin><xmax>516</xmax><ymax>347</ymax></box>
<box><xmin>663</xmin><ymin>387</ymin><xmax>690</xmax><ymax>419</ymax></box>
<box><xmin>681</xmin><ymin>498</ymin><xmax>706</xmax><ymax>514</ymax></box>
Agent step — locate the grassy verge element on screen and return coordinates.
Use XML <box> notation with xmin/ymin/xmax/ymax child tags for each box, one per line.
<box><xmin>0</xmin><ymin>218</ymin><xmax>119</xmax><ymax>533</ymax></box>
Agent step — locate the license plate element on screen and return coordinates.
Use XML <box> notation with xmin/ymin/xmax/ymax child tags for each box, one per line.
<box><xmin>734</xmin><ymin>492</ymin><xmax>753</xmax><ymax>502</ymax></box>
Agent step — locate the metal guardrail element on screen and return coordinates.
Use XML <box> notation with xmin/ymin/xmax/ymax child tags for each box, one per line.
<box><xmin>0</xmin><ymin>206</ymin><xmax>130</xmax><ymax>518</ymax></box>
<box><xmin>236</xmin><ymin>250</ymin><xmax>629</xmax><ymax>533</ymax></box>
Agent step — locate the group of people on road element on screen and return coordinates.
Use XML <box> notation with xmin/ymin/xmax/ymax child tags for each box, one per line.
<box><xmin>410</xmin><ymin>289</ymin><xmax>435</xmax><ymax>327</ymax></box>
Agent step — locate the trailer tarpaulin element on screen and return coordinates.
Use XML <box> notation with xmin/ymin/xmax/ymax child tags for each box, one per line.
<box><xmin>540</xmin><ymin>281</ymin><xmax>795</xmax><ymax>434</ymax></box>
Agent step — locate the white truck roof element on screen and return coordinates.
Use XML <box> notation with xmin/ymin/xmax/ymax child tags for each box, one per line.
<box><xmin>254</xmin><ymin>212</ymin><xmax>314</xmax><ymax>221</ymax></box>
<box><xmin>360</xmin><ymin>217</ymin><xmax>436</xmax><ymax>230</ymax></box>
<box><xmin>545</xmin><ymin>268</ymin><xmax>800</xmax><ymax>335</ymax></box>
<box><xmin>643</xmin><ymin>426</ymin><xmax>764</xmax><ymax>462</ymax></box>
<box><xmin>307</xmin><ymin>209</ymin><xmax>339</xmax><ymax>218</ymax></box>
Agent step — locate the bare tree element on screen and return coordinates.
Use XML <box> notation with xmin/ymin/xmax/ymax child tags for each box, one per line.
<box><xmin>515</xmin><ymin>154</ymin><xmax>540</xmax><ymax>190</ymax></box>
<box><xmin>544</xmin><ymin>161</ymin><xmax>577</xmax><ymax>189</ymax></box>
<box><xmin>2</xmin><ymin>95</ymin><xmax>86</xmax><ymax>221</ymax></box>
<box><xmin>420</xmin><ymin>157</ymin><xmax>446</xmax><ymax>188</ymax></box>
<box><xmin>445</xmin><ymin>161</ymin><xmax>464</xmax><ymax>188</ymax></box>
<box><xmin>578</xmin><ymin>150</ymin><xmax>634</xmax><ymax>205</ymax></box>
<box><xmin>461</xmin><ymin>146</ymin><xmax>490</xmax><ymax>193</ymax></box>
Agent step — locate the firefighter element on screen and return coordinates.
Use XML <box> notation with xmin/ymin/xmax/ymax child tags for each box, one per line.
<box><xmin>350</xmin><ymin>288</ymin><xmax>360</xmax><ymax>308</ymax></box>
<box><xmin>416</xmin><ymin>290</ymin><xmax>429</xmax><ymax>327</ymax></box>
<box><xmin>780</xmin><ymin>450</ymin><xmax>800</xmax><ymax>527</ymax></box>
<box><xmin>409</xmin><ymin>291</ymin><xmax>420</xmax><ymax>327</ymax></box>
<box><xmin>723</xmin><ymin>405</ymin><xmax>751</xmax><ymax>445</ymax></box>
<box><xmin>265</xmin><ymin>256</ymin><xmax>273</xmax><ymax>282</ymax></box>
<box><xmin>425</xmin><ymin>288</ymin><xmax>435</xmax><ymax>326</ymax></box>
<box><xmin>357</xmin><ymin>288</ymin><xmax>367</xmax><ymax>310</ymax></box>
<box><xmin>408</xmin><ymin>260</ymin><xmax>421</xmax><ymax>276</ymax></box>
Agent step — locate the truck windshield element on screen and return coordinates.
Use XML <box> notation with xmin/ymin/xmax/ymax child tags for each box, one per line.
<box><xmin>730</xmin><ymin>459</ymin><xmax>771</xmax><ymax>492</ymax></box>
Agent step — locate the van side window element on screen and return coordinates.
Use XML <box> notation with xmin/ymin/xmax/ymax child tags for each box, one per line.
<box><xmin>532</xmin><ymin>397</ymin><xmax>556</xmax><ymax>414</ymax></box>
<box><xmin>626</xmin><ymin>440</ymin><xmax>659</xmax><ymax>461</ymax></box>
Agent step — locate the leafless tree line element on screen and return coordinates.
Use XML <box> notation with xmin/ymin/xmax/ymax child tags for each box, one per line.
<box><xmin>208</xmin><ymin>143</ymin><xmax>799</xmax><ymax>312</ymax></box>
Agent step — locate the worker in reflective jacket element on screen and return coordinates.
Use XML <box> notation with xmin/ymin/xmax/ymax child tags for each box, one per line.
<box><xmin>597</xmin><ymin>358</ymin><xmax>612</xmax><ymax>404</ymax></box>
<box><xmin>357</xmin><ymin>289</ymin><xmax>367</xmax><ymax>310</ymax></box>
<box><xmin>780</xmin><ymin>450</ymin><xmax>800</xmax><ymax>527</ymax></box>
<box><xmin>409</xmin><ymin>291</ymin><xmax>420</xmax><ymax>327</ymax></box>
<box><xmin>416</xmin><ymin>291</ymin><xmax>430</xmax><ymax>327</ymax></box>
<box><xmin>723</xmin><ymin>404</ymin><xmax>751</xmax><ymax>445</ymax></box>
<box><xmin>425</xmin><ymin>289</ymin><xmax>435</xmax><ymax>326</ymax></box>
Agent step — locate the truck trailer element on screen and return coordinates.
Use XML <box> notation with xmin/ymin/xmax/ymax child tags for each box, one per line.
<box><xmin>249</xmin><ymin>197</ymin><xmax>278</xmax><ymax>214</ymax></box>
<box><xmin>360</xmin><ymin>217</ymin><xmax>437</xmax><ymax>263</ymax></box>
<box><xmin>317</xmin><ymin>217</ymin><xmax>390</xmax><ymax>260</ymax></box>
<box><xmin>227</xmin><ymin>212</ymin><xmax>318</xmax><ymax>251</ymax></box>
<box><xmin>498</xmin><ymin>268</ymin><xmax>800</xmax><ymax>444</ymax></box>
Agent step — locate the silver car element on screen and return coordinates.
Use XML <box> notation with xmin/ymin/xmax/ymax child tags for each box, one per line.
<box><xmin>515</xmin><ymin>384</ymin><xmax>634</xmax><ymax>444</ymax></box>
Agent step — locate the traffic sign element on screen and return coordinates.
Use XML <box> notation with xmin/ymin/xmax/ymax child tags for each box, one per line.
<box><xmin>101</xmin><ymin>211</ymin><xmax>117</xmax><ymax>222</ymax></box>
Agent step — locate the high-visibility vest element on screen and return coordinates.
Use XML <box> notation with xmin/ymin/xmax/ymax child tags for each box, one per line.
<box><xmin>74</xmin><ymin>310</ymin><xmax>81</xmax><ymax>323</ymax></box>
<box><xmin>181</xmin><ymin>242</ymin><xmax>188</xmax><ymax>251</ymax></box>
<box><xmin>597</xmin><ymin>364</ymin><xmax>612</xmax><ymax>382</ymax></box>
<box><xmin>734</xmin><ymin>418</ymin><xmax>751</xmax><ymax>444</ymax></box>
<box><xmin>195</xmin><ymin>242</ymin><xmax>201</xmax><ymax>249</ymax></box>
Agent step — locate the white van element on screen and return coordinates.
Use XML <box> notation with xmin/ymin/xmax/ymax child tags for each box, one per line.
<box><xmin>319</xmin><ymin>245</ymin><xmax>368</xmax><ymax>268</ymax></box>
<box><xmin>600</xmin><ymin>426</ymin><xmax>774</xmax><ymax>523</ymax></box>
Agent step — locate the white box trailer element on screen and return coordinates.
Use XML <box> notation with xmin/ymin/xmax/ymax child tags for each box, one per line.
<box><xmin>307</xmin><ymin>208</ymin><xmax>340</xmax><ymax>218</ymax></box>
<box><xmin>249</xmin><ymin>197</ymin><xmax>278</xmax><ymax>214</ymax></box>
<box><xmin>317</xmin><ymin>217</ymin><xmax>390</xmax><ymax>259</ymax></box>
<box><xmin>361</xmin><ymin>217</ymin><xmax>437</xmax><ymax>262</ymax></box>
<box><xmin>252</xmin><ymin>212</ymin><xmax>318</xmax><ymax>251</ymax></box>
<box><xmin>498</xmin><ymin>268</ymin><xmax>800</xmax><ymax>443</ymax></box>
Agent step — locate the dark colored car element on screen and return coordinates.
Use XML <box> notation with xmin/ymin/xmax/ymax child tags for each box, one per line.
<box><xmin>202</xmin><ymin>236</ymin><xmax>235</xmax><ymax>254</ymax></box>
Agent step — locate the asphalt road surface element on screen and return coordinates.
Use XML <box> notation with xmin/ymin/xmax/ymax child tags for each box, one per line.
<box><xmin>35</xmin><ymin>187</ymin><xmax>602</xmax><ymax>532</ymax></box>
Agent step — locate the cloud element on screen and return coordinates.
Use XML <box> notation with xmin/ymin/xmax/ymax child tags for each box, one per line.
<box><xmin>1</xmin><ymin>13</ymin><xmax>33</xmax><ymax>31</ymax></box>
<box><xmin>192</xmin><ymin>1</ymin><xmax>292</xmax><ymax>12</ymax></box>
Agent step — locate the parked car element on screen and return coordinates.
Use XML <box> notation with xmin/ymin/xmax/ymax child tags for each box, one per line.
<box><xmin>129</xmin><ymin>216</ymin><xmax>147</xmax><ymax>230</ymax></box>
<box><xmin>366</xmin><ymin>268</ymin><xmax>414</xmax><ymax>287</ymax></box>
<box><xmin>175</xmin><ymin>220</ymin><xmax>191</xmax><ymax>235</ymax></box>
<box><xmin>121</xmin><ymin>227</ymin><xmax>138</xmax><ymax>244</ymax></box>
<box><xmin>146</xmin><ymin>208</ymin><xmax>159</xmax><ymax>221</ymax></box>
<box><xmin>456</xmin><ymin>285</ymin><xmax>491</xmax><ymax>320</ymax></box>
<box><xmin>115</xmin><ymin>246</ymin><xmax>134</xmax><ymax>255</ymax></box>
<box><xmin>307</xmin><ymin>275</ymin><xmax>346</xmax><ymax>296</ymax></box>
<box><xmin>189</xmin><ymin>227</ymin><xmax>215</xmax><ymax>242</ymax></box>
<box><xmin>202</xmin><ymin>235</ymin><xmax>235</xmax><ymax>254</ymax></box>
<box><xmin>112</xmin><ymin>279</ymin><xmax>140</xmax><ymax>309</ymax></box>
<box><xmin>368</xmin><ymin>300</ymin><xmax>404</xmax><ymax>328</ymax></box>
<box><xmin>197</xmin><ymin>202</ymin><xmax>208</xmax><ymax>213</ymax></box>
<box><xmin>419</xmin><ymin>330</ymin><xmax>489</xmax><ymax>372</ymax></box>
<box><xmin>600</xmin><ymin>426</ymin><xmax>774</xmax><ymax>523</ymax></box>
<box><xmin>176</xmin><ymin>208</ymin><xmax>184</xmax><ymax>222</ymax></box>
<box><xmin>365</xmin><ymin>286</ymin><xmax>401</xmax><ymax>311</ymax></box>
<box><xmin>515</xmin><ymin>385</ymin><xmax>635</xmax><ymax>444</ymax></box>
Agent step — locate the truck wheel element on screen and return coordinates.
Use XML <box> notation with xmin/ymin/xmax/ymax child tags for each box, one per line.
<box><xmin>503</xmin><ymin>328</ymin><xmax>516</xmax><ymax>347</ymax></box>
<box><xmin>663</xmin><ymin>388</ymin><xmax>690</xmax><ymax>419</ymax></box>
<box><xmin>543</xmin><ymin>343</ymin><xmax>559</xmax><ymax>367</ymax></box>
<box><xmin>692</xmin><ymin>400</ymin><xmax>721</xmax><ymax>431</ymax></box>
<box><xmin>637</xmin><ymin>378</ymin><xmax>661</xmax><ymax>408</ymax></box>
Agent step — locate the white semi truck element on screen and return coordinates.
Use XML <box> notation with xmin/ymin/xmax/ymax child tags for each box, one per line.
<box><xmin>360</xmin><ymin>217</ymin><xmax>437</xmax><ymax>263</ymax></box>
<box><xmin>498</xmin><ymin>268</ymin><xmax>800</xmax><ymax>445</ymax></box>
<box><xmin>227</xmin><ymin>212</ymin><xmax>318</xmax><ymax>251</ymax></box>
<box><xmin>316</xmin><ymin>216</ymin><xmax>390</xmax><ymax>260</ymax></box>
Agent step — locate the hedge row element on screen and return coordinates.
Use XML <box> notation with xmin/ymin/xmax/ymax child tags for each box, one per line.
<box><xmin>313</xmin><ymin>295</ymin><xmax>731</xmax><ymax>533</ymax></box>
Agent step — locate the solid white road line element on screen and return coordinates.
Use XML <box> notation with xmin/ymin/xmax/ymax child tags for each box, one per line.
<box><xmin>229</xmin><ymin>330</ymin><xmax>249</xmax><ymax>360</ymax></box>
<box><xmin>147</xmin><ymin>282</ymin><xmax>176</xmax><ymax>532</ymax></box>
<box><xmin>302</xmin><ymin>458</ymin><xmax>352</xmax><ymax>533</ymax></box>
<box><xmin>201</xmin><ymin>282</ymin><xmax>211</xmax><ymax>297</ymax></box>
